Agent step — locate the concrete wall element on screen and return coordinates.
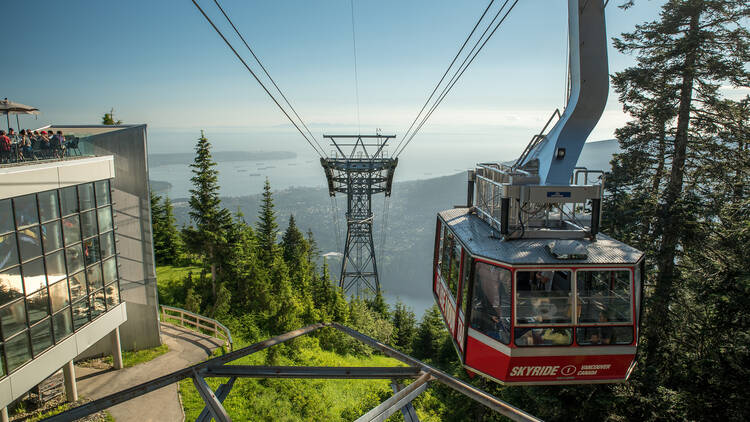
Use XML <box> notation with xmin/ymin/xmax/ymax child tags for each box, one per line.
<box><xmin>76</xmin><ymin>125</ymin><xmax>161</xmax><ymax>351</ymax></box>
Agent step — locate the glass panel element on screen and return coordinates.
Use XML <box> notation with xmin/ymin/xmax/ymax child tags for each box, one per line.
<box><xmin>72</xmin><ymin>299</ymin><xmax>89</xmax><ymax>330</ymax></box>
<box><xmin>0</xmin><ymin>200</ymin><xmax>12</xmax><ymax>234</ymax></box>
<box><xmin>38</xmin><ymin>190</ymin><xmax>60</xmax><ymax>223</ymax></box>
<box><xmin>78</xmin><ymin>183</ymin><xmax>95</xmax><ymax>211</ymax></box>
<box><xmin>577</xmin><ymin>270</ymin><xmax>632</xmax><ymax>323</ymax></box>
<box><xmin>62</xmin><ymin>215</ymin><xmax>81</xmax><ymax>245</ymax></box>
<box><xmin>0</xmin><ymin>266</ymin><xmax>23</xmax><ymax>304</ymax></box>
<box><xmin>22</xmin><ymin>258</ymin><xmax>46</xmax><ymax>294</ymax></box>
<box><xmin>448</xmin><ymin>242</ymin><xmax>461</xmax><ymax>297</ymax></box>
<box><xmin>0</xmin><ymin>300</ymin><xmax>27</xmax><ymax>339</ymax></box>
<box><xmin>49</xmin><ymin>280</ymin><xmax>70</xmax><ymax>312</ymax></box>
<box><xmin>60</xmin><ymin>186</ymin><xmax>78</xmax><ymax>216</ymax></box>
<box><xmin>83</xmin><ymin>237</ymin><xmax>101</xmax><ymax>266</ymax></box>
<box><xmin>86</xmin><ymin>264</ymin><xmax>103</xmax><ymax>292</ymax></box>
<box><xmin>0</xmin><ymin>233</ymin><xmax>18</xmax><ymax>271</ymax></box>
<box><xmin>69</xmin><ymin>272</ymin><xmax>87</xmax><ymax>302</ymax></box>
<box><xmin>13</xmin><ymin>194</ymin><xmax>38</xmax><ymax>229</ymax></box>
<box><xmin>105</xmin><ymin>282</ymin><xmax>120</xmax><ymax>309</ymax></box>
<box><xmin>97</xmin><ymin>207</ymin><xmax>113</xmax><ymax>232</ymax></box>
<box><xmin>45</xmin><ymin>250</ymin><xmax>66</xmax><ymax>284</ymax></box>
<box><xmin>576</xmin><ymin>326</ymin><xmax>634</xmax><ymax>345</ymax></box>
<box><xmin>30</xmin><ymin>319</ymin><xmax>53</xmax><ymax>356</ymax></box>
<box><xmin>515</xmin><ymin>270</ymin><xmax>573</xmax><ymax>324</ymax></box>
<box><xmin>42</xmin><ymin>221</ymin><xmax>63</xmax><ymax>252</ymax></box>
<box><xmin>26</xmin><ymin>288</ymin><xmax>49</xmax><ymax>325</ymax></box>
<box><xmin>18</xmin><ymin>226</ymin><xmax>42</xmax><ymax>262</ymax></box>
<box><xmin>91</xmin><ymin>290</ymin><xmax>105</xmax><ymax>319</ymax></box>
<box><xmin>460</xmin><ymin>256</ymin><xmax>471</xmax><ymax>315</ymax></box>
<box><xmin>65</xmin><ymin>244</ymin><xmax>84</xmax><ymax>275</ymax></box>
<box><xmin>102</xmin><ymin>258</ymin><xmax>117</xmax><ymax>283</ymax></box>
<box><xmin>81</xmin><ymin>210</ymin><xmax>98</xmax><ymax>239</ymax></box>
<box><xmin>100</xmin><ymin>232</ymin><xmax>115</xmax><ymax>258</ymax></box>
<box><xmin>95</xmin><ymin>180</ymin><xmax>110</xmax><ymax>207</ymax></box>
<box><xmin>440</xmin><ymin>228</ymin><xmax>452</xmax><ymax>279</ymax></box>
<box><xmin>514</xmin><ymin>328</ymin><xmax>573</xmax><ymax>346</ymax></box>
<box><xmin>5</xmin><ymin>331</ymin><xmax>31</xmax><ymax>372</ymax></box>
<box><xmin>470</xmin><ymin>262</ymin><xmax>512</xmax><ymax>344</ymax></box>
<box><xmin>53</xmin><ymin>309</ymin><xmax>73</xmax><ymax>342</ymax></box>
<box><xmin>0</xmin><ymin>346</ymin><xmax>5</xmax><ymax>377</ymax></box>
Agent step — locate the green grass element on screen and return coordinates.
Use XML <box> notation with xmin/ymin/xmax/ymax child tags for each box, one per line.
<box><xmin>178</xmin><ymin>339</ymin><xmax>436</xmax><ymax>422</ymax></box>
<box><xmin>105</xmin><ymin>343</ymin><xmax>169</xmax><ymax>368</ymax></box>
<box><xmin>156</xmin><ymin>265</ymin><xmax>202</xmax><ymax>307</ymax></box>
<box><xmin>156</xmin><ymin>265</ymin><xmax>202</xmax><ymax>287</ymax></box>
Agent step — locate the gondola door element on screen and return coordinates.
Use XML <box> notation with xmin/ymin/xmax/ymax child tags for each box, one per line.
<box><xmin>455</xmin><ymin>253</ymin><xmax>472</xmax><ymax>354</ymax></box>
<box><xmin>434</xmin><ymin>220</ymin><xmax>459</xmax><ymax>339</ymax></box>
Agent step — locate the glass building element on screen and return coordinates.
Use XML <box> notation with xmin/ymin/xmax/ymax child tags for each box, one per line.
<box><xmin>0</xmin><ymin>180</ymin><xmax>121</xmax><ymax>376</ymax></box>
<box><xmin>0</xmin><ymin>124</ymin><xmax>159</xmax><ymax>416</ymax></box>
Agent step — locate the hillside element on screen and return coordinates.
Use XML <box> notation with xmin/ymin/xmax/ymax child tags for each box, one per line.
<box><xmin>172</xmin><ymin>139</ymin><xmax>619</xmax><ymax>315</ymax></box>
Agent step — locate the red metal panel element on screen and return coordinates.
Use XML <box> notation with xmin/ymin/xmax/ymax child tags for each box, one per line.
<box><xmin>465</xmin><ymin>335</ymin><xmax>635</xmax><ymax>383</ymax></box>
<box><xmin>465</xmin><ymin>335</ymin><xmax>512</xmax><ymax>381</ymax></box>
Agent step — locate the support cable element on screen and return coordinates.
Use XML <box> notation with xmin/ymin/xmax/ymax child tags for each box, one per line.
<box><xmin>394</xmin><ymin>0</ymin><xmax>520</xmax><ymax>158</ymax></box>
<box><xmin>391</xmin><ymin>0</ymin><xmax>497</xmax><ymax>156</ymax></box>
<box><xmin>190</xmin><ymin>0</ymin><xmax>325</xmax><ymax>157</ymax></box>
<box><xmin>211</xmin><ymin>0</ymin><xmax>325</xmax><ymax>156</ymax></box>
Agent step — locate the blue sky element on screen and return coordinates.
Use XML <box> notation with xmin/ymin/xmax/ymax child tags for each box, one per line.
<box><xmin>4</xmin><ymin>0</ymin><xmax>665</xmax><ymax>156</ymax></box>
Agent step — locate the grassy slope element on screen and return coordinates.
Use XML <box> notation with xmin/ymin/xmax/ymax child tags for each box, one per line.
<box><xmin>179</xmin><ymin>340</ymin><xmax>441</xmax><ymax>422</ymax></box>
<box><xmin>156</xmin><ymin>265</ymin><xmax>202</xmax><ymax>306</ymax></box>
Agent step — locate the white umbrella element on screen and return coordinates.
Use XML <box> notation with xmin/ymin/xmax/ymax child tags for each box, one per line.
<box><xmin>0</xmin><ymin>98</ymin><xmax>40</xmax><ymax>131</ymax></box>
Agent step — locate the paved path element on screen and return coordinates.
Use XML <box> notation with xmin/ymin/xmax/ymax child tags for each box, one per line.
<box><xmin>76</xmin><ymin>323</ymin><xmax>224</xmax><ymax>422</ymax></box>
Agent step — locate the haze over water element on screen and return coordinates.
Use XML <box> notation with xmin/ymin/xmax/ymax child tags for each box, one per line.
<box><xmin>147</xmin><ymin>125</ymin><xmax>566</xmax><ymax>197</ymax></box>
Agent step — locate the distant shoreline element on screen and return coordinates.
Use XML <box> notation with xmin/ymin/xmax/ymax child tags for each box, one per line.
<box><xmin>148</xmin><ymin>150</ymin><xmax>296</xmax><ymax>167</ymax></box>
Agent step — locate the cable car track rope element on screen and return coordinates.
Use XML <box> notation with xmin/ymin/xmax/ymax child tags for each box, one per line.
<box><xmin>392</xmin><ymin>0</ymin><xmax>520</xmax><ymax>158</ymax></box>
<box><xmin>190</xmin><ymin>0</ymin><xmax>326</xmax><ymax>157</ymax></box>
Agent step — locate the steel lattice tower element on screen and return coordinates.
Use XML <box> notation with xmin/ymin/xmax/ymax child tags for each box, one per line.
<box><xmin>321</xmin><ymin>135</ymin><xmax>397</xmax><ymax>296</ymax></box>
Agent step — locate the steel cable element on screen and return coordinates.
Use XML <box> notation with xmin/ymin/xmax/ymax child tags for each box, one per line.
<box><xmin>394</xmin><ymin>0</ymin><xmax>520</xmax><ymax>158</ymax></box>
<box><xmin>190</xmin><ymin>0</ymin><xmax>325</xmax><ymax>157</ymax></box>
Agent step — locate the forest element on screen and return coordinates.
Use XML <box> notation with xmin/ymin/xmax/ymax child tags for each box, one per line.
<box><xmin>149</xmin><ymin>1</ymin><xmax>749</xmax><ymax>420</ymax></box>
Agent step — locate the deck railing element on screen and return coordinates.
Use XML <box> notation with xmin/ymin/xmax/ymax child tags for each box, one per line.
<box><xmin>160</xmin><ymin>305</ymin><xmax>233</xmax><ymax>351</ymax></box>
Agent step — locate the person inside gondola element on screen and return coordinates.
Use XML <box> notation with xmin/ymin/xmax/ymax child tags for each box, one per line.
<box><xmin>471</xmin><ymin>263</ymin><xmax>511</xmax><ymax>344</ymax></box>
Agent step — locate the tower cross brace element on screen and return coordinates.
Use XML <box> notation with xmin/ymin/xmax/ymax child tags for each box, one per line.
<box><xmin>320</xmin><ymin>134</ymin><xmax>397</xmax><ymax>296</ymax></box>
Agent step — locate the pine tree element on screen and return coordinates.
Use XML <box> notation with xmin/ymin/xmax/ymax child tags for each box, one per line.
<box><xmin>367</xmin><ymin>289</ymin><xmax>389</xmax><ymax>320</ymax></box>
<box><xmin>412</xmin><ymin>305</ymin><xmax>447</xmax><ymax>361</ymax></box>
<box><xmin>603</xmin><ymin>2</ymin><xmax>750</xmax><ymax>419</ymax></box>
<box><xmin>151</xmin><ymin>192</ymin><xmax>181</xmax><ymax>265</ymax></box>
<box><xmin>391</xmin><ymin>301</ymin><xmax>417</xmax><ymax>354</ymax></box>
<box><xmin>609</xmin><ymin>0</ymin><xmax>750</xmax><ymax>377</ymax></box>
<box><xmin>183</xmin><ymin>131</ymin><xmax>232</xmax><ymax>297</ymax></box>
<box><xmin>256</xmin><ymin>178</ymin><xmax>279</xmax><ymax>264</ymax></box>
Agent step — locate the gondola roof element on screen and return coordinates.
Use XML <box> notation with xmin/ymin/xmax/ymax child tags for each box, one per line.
<box><xmin>439</xmin><ymin>207</ymin><xmax>644</xmax><ymax>266</ymax></box>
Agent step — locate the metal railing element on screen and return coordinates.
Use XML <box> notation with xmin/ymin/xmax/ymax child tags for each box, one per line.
<box><xmin>160</xmin><ymin>305</ymin><xmax>233</xmax><ymax>351</ymax></box>
<box><xmin>46</xmin><ymin>322</ymin><xmax>541</xmax><ymax>422</ymax></box>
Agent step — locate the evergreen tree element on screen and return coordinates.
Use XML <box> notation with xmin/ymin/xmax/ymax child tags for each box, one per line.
<box><xmin>391</xmin><ymin>301</ymin><xmax>417</xmax><ymax>354</ymax></box>
<box><xmin>101</xmin><ymin>108</ymin><xmax>122</xmax><ymax>125</ymax></box>
<box><xmin>184</xmin><ymin>287</ymin><xmax>201</xmax><ymax>314</ymax></box>
<box><xmin>151</xmin><ymin>191</ymin><xmax>181</xmax><ymax>265</ymax></box>
<box><xmin>412</xmin><ymin>305</ymin><xmax>447</xmax><ymax>361</ymax></box>
<box><xmin>256</xmin><ymin>178</ymin><xmax>279</xmax><ymax>263</ymax></box>
<box><xmin>602</xmin><ymin>1</ymin><xmax>750</xmax><ymax>419</ymax></box>
<box><xmin>367</xmin><ymin>289</ymin><xmax>389</xmax><ymax>320</ymax></box>
<box><xmin>183</xmin><ymin>131</ymin><xmax>232</xmax><ymax>297</ymax></box>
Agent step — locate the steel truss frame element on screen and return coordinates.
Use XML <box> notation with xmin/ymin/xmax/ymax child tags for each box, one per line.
<box><xmin>45</xmin><ymin>323</ymin><xmax>540</xmax><ymax>422</ymax></box>
<box><xmin>320</xmin><ymin>135</ymin><xmax>398</xmax><ymax>296</ymax></box>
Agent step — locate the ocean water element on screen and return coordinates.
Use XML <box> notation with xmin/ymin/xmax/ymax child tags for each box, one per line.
<box><xmin>146</xmin><ymin>128</ymin><xmax>529</xmax><ymax>198</ymax></box>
